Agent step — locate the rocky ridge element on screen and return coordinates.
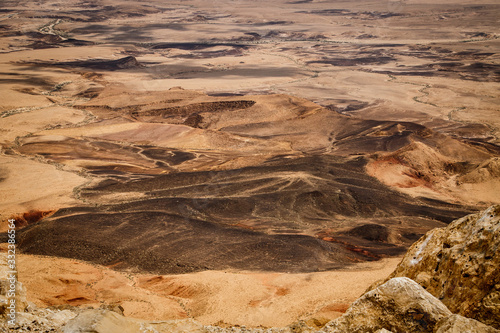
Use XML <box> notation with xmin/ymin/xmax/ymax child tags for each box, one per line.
<box><xmin>2</xmin><ymin>206</ymin><xmax>500</xmax><ymax>332</ymax></box>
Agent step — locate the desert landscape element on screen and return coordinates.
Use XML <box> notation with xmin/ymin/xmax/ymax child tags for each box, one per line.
<box><xmin>0</xmin><ymin>0</ymin><xmax>499</xmax><ymax>331</ymax></box>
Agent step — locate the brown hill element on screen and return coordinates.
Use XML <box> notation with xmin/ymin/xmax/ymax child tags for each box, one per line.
<box><xmin>9</xmin><ymin>89</ymin><xmax>496</xmax><ymax>274</ymax></box>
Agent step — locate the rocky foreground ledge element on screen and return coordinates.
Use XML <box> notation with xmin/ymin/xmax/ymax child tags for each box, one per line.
<box><xmin>1</xmin><ymin>206</ymin><xmax>499</xmax><ymax>333</ymax></box>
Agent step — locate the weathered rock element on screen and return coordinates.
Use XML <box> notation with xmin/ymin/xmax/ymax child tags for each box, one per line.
<box><xmin>1</xmin><ymin>256</ymin><xmax>75</xmax><ymax>332</ymax></box>
<box><xmin>45</xmin><ymin>309</ymin><xmax>78</xmax><ymax>327</ymax></box>
<box><xmin>385</xmin><ymin>205</ymin><xmax>500</xmax><ymax>329</ymax></box>
<box><xmin>62</xmin><ymin>310</ymin><xmax>318</xmax><ymax>333</ymax></box>
<box><xmin>99</xmin><ymin>303</ymin><xmax>125</xmax><ymax>316</ymax></box>
<box><xmin>62</xmin><ymin>309</ymin><xmax>150</xmax><ymax>333</ymax></box>
<box><xmin>0</xmin><ymin>280</ymin><xmax>28</xmax><ymax>312</ymax></box>
<box><xmin>0</xmin><ymin>302</ymin><xmax>77</xmax><ymax>332</ymax></box>
<box><xmin>63</xmin><ymin>309</ymin><xmax>205</xmax><ymax>333</ymax></box>
<box><xmin>144</xmin><ymin>318</ymin><xmax>206</xmax><ymax>333</ymax></box>
<box><xmin>0</xmin><ymin>254</ymin><xmax>29</xmax><ymax>320</ymax></box>
<box><xmin>304</xmin><ymin>317</ymin><xmax>331</xmax><ymax>330</ymax></box>
<box><xmin>321</xmin><ymin>277</ymin><xmax>452</xmax><ymax>333</ymax></box>
<box><xmin>435</xmin><ymin>314</ymin><xmax>499</xmax><ymax>333</ymax></box>
<box><xmin>203</xmin><ymin>322</ymin><xmax>316</xmax><ymax>333</ymax></box>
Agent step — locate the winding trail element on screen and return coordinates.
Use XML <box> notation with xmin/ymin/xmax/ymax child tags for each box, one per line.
<box><xmin>387</xmin><ymin>74</ymin><xmax>437</xmax><ymax>108</ymax></box>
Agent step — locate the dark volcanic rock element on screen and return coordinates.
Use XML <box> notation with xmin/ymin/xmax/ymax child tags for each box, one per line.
<box><xmin>15</xmin><ymin>155</ymin><xmax>471</xmax><ymax>274</ymax></box>
<box><xmin>346</xmin><ymin>224</ymin><xmax>390</xmax><ymax>242</ymax></box>
<box><xmin>18</xmin><ymin>56</ymin><xmax>143</xmax><ymax>71</ymax></box>
<box><xmin>17</xmin><ymin>210</ymin><xmax>362</xmax><ymax>274</ymax></box>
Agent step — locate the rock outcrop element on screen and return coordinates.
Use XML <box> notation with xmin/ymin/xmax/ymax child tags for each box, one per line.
<box><xmin>321</xmin><ymin>277</ymin><xmax>452</xmax><ymax>333</ymax></box>
<box><xmin>62</xmin><ymin>309</ymin><xmax>204</xmax><ymax>333</ymax></box>
<box><xmin>434</xmin><ymin>314</ymin><xmax>499</xmax><ymax>333</ymax></box>
<box><xmin>1</xmin><ymin>254</ymin><xmax>30</xmax><ymax>331</ymax></box>
<box><xmin>384</xmin><ymin>205</ymin><xmax>500</xmax><ymax>329</ymax></box>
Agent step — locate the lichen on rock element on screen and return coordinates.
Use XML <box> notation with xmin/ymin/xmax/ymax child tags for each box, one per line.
<box><xmin>384</xmin><ymin>205</ymin><xmax>500</xmax><ymax>329</ymax></box>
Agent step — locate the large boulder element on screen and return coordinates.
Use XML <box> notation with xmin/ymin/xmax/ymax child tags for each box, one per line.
<box><xmin>435</xmin><ymin>314</ymin><xmax>499</xmax><ymax>333</ymax></box>
<box><xmin>321</xmin><ymin>277</ymin><xmax>452</xmax><ymax>333</ymax></box>
<box><xmin>385</xmin><ymin>205</ymin><xmax>500</xmax><ymax>329</ymax></box>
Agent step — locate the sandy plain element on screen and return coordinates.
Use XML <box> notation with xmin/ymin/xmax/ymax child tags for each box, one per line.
<box><xmin>0</xmin><ymin>251</ymin><xmax>400</xmax><ymax>327</ymax></box>
<box><xmin>0</xmin><ymin>0</ymin><xmax>499</xmax><ymax>328</ymax></box>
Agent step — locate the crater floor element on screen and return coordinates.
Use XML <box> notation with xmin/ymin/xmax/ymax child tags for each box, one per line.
<box><xmin>0</xmin><ymin>0</ymin><xmax>499</xmax><ymax>327</ymax></box>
